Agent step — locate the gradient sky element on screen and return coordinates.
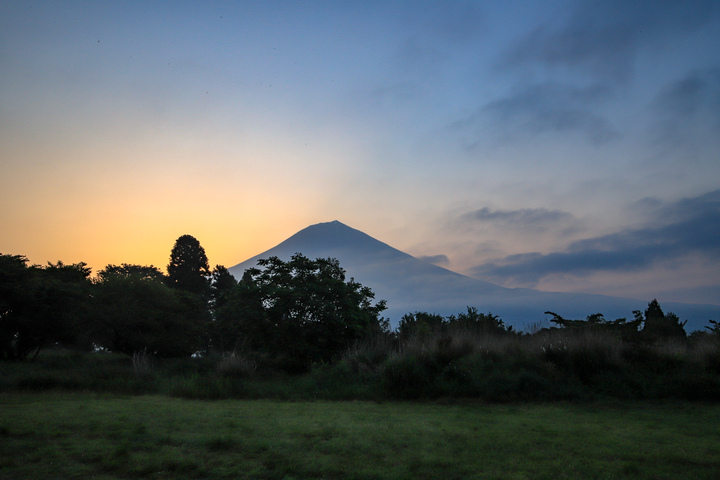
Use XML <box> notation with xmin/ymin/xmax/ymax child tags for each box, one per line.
<box><xmin>2</xmin><ymin>1</ymin><xmax>719</xmax><ymax>305</ymax></box>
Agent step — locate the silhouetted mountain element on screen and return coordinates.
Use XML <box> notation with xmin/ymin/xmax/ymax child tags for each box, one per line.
<box><xmin>228</xmin><ymin>221</ymin><xmax>719</xmax><ymax>331</ymax></box>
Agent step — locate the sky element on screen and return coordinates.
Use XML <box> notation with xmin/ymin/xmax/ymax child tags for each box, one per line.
<box><xmin>2</xmin><ymin>0</ymin><xmax>719</xmax><ymax>305</ymax></box>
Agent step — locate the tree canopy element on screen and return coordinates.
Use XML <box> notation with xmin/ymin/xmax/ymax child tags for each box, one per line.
<box><xmin>217</xmin><ymin>254</ymin><xmax>387</xmax><ymax>371</ymax></box>
<box><xmin>0</xmin><ymin>255</ymin><xmax>92</xmax><ymax>360</ymax></box>
<box><xmin>91</xmin><ymin>272</ymin><xmax>206</xmax><ymax>357</ymax></box>
<box><xmin>167</xmin><ymin>235</ymin><xmax>211</xmax><ymax>298</ymax></box>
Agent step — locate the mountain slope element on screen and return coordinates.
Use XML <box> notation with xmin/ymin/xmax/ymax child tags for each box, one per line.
<box><xmin>228</xmin><ymin>221</ymin><xmax>719</xmax><ymax>331</ymax></box>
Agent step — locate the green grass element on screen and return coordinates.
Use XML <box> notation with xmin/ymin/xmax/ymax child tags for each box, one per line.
<box><xmin>1</xmin><ymin>393</ymin><xmax>719</xmax><ymax>479</ymax></box>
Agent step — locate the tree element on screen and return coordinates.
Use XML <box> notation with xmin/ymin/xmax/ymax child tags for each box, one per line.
<box><xmin>167</xmin><ymin>235</ymin><xmax>211</xmax><ymax>298</ymax></box>
<box><xmin>218</xmin><ymin>254</ymin><xmax>387</xmax><ymax>371</ymax></box>
<box><xmin>706</xmin><ymin>319</ymin><xmax>720</xmax><ymax>335</ymax></box>
<box><xmin>213</xmin><ymin>270</ymin><xmax>265</xmax><ymax>353</ymax></box>
<box><xmin>0</xmin><ymin>255</ymin><xmax>92</xmax><ymax>360</ymax></box>
<box><xmin>447</xmin><ymin>307</ymin><xmax>510</xmax><ymax>335</ymax></box>
<box><xmin>210</xmin><ymin>265</ymin><xmax>237</xmax><ymax>310</ymax></box>
<box><xmin>98</xmin><ymin>263</ymin><xmax>165</xmax><ymax>282</ymax></box>
<box><xmin>637</xmin><ymin>299</ymin><xmax>687</xmax><ymax>342</ymax></box>
<box><xmin>544</xmin><ymin>311</ymin><xmax>642</xmax><ymax>341</ymax></box>
<box><xmin>91</xmin><ymin>272</ymin><xmax>206</xmax><ymax>357</ymax></box>
<box><xmin>397</xmin><ymin>312</ymin><xmax>446</xmax><ymax>340</ymax></box>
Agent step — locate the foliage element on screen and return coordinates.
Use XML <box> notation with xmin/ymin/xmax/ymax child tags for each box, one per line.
<box><xmin>706</xmin><ymin>319</ymin><xmax>720</xmax><ymax>336</ymax></box>
<box><xmin>212</xmin><ymin>270</ymin><xmax>265</xmax><ymax>354</ymax></box>
<box><xmin>91</xmin><ymin>273</ymin><xmax>207</xmax><ymax>357</ymax></box>
<box><xmin>447</xmin><ymin>306</ymin><xmax>511</xmax><ymax>334</ymax></box>
<box><xmin>397</xmin><ymin>311</ymin><xmax>445</xmax><ymax>340</ymax></box>
<box><xmin>636</xmin><ymin>298</ymin><xmax>687</xmax><ymax>342</ymax></box>
<box><xmin>545</xmin><ymin>300</ymin><xmax>688</xmax><ymax>344</ymax></box>
<box><xmin>397</xmin><ymin>307</ymin><xmax>512</xmax><ymax>341</ymax></box>
<box><xmin>210</xmin><ymin>264</ymin><xmax>237</xmax><ymax>310</ymax></box>
<box><xmin>0</xmin><ymin>255</ymin><xmax>92</xmax><ymax>360</ymax></box>
<box><xmin>216</xmin><ymin>351</ymin><xmax>257</xmax><ymax>378</ymax></box>
<box><xmin>218</xmin><ymin>254</ymin><xmax>387</xmax><ymax>371</ymax></box>
<box><xmin>97</xmin><ymin>263</ymin><xmax>165</xmax><ymax>281</ymax></box>
<box><xmin>544</xmin><ymin>311</ymin><xmax>642</xmax><ymax>342</ymax></box>
<box><xmin>167</xmin><ymin>234</ymin><xmax>211</xmax><ymax>298</ymax></box>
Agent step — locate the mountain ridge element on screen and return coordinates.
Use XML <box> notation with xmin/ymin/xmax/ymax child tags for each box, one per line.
<box><xmin>228</xmin><ymin>220</ymin><xmax>720</xmax><ymax>331</ymax></box>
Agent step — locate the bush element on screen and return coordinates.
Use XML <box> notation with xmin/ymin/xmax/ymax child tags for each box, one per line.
<box><xmin>216</xmin><ymin>352</ymin><xmax>256</xmax><ymax>378</ymax></box>
<box><xmin>132</xmin><ymin>349</ymin><xmax>154</xmax><ymax>378</ymax></box>
<box><xmin>380</xmin><ymin>353</ymin><xmax>440</xmax><ymax>399</ymax></box>
<box><xmin>536</xmin><ymin>330</ymin><xmax>623</xmax><ymax>383</ymax></box>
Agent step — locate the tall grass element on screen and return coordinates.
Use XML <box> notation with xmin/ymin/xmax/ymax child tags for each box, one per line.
<box><xmin>2</xmin><ymin>330</ymin><xmax>720</xmax><ymax>402</ymax></box>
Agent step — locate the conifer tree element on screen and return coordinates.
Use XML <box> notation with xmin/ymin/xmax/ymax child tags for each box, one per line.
<box><xmin>167</xmin><ymin>235</ymin><xmax>211</xmax><ymax>299</ymax></box>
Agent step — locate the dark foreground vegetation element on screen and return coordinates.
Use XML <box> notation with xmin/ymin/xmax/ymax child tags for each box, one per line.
<box><xmin>2</xmin><ymin>235</ymin><xmax>720</xmax><ymax>401</ymax></box>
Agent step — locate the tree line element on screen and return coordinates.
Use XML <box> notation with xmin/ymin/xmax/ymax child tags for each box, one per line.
<box><xmin>1</xmin><ymin>235</ymin><xmax>387</xmax><ymax>370</ymax></box>
<box><xmin>1</xmin><ymin>234</ymin><xmax>708</xmax><ymax>370</ymax></box>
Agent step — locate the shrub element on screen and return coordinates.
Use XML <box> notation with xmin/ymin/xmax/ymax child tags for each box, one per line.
<box><xmin>342</xmin><ymin>336</ymin><xmax>394</xmax><ymax>375</ymax></box>
<box><xmin>216</xmin><ymin>352</ymin><xmax>257</xmax><ymax>378</ymax></box>
<box><xmin>380</xmin><ymin>353</ymin><xmax>440</xmax><ymax>399</ymax></box>
<box><xmin>535</xmin><ymin>330</ymin><xmax>623</xmax><ymax>383</ymax></box>
<box><xmin>132</xmin><ymin>349</ymin><xmax>154</xmax><ymax>378</ymax></box>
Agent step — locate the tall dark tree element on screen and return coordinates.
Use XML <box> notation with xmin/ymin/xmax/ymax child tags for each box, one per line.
<box><xmin>167</xmin><ymin>235</ymin><xmax>211</xmax><ymax>298</ymax></box>
<box><xmin>214</xmin><ymin>270</ymin><xmax>265</xmax><ymax>353</ymax></box>
<box><xmin>636</xmin><ymin>299</ymin><xmax>687</xmax><ymax>342</ymax></box>
<box><xmin>210</xmin><ymin>265</ymin><xmax>237</xmax><ymax>310</ymax></box>
<box><xmin>218</xmin><ymin>254</ymin><xmax>387</xmax><ymax>371</ymax></box>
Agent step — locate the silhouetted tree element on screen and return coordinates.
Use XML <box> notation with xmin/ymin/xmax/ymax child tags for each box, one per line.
<box><xmin>210</xmin><ymin>265</ymin><xmax>237</xmax><ymax>310</ymax></box>
<box><xmin>706</xmin><ymin>319</ymin><xmax>720</xmax><ymax>335</ymax></box>
<box><xmin>637</xmin><ymin>299</ymin><xmax>687</xmax><ymax>342</ymax></box>
<box><xmin>397</xmin><ymin>308</ymin><xmax>510</xmax><ymax>340</ymax></box>
<box><xmin>397</xmin><ymin>312</ymin><xmax>446</xmax><ymax>340</ymax></box>
<box><xmin>544</xmin><ymin>311</ymin><xmax>642</xmax><ymax>342</ymax></box>
<box><xmin>167</xmin><ymin>235</ymin><xmax>211</xmax><ymax>298</ymax></box>
<box><xmin>219</xmin><ymin>254</ymin><xmax>387</xmax><ymax>371</ymax></box>
<box><xmin>91</xmin><ymin>272</ymin><xmax>206</xmax><ymax>357</ymax></box>
<box><xmin>447</xmin><ymin>307</ymin><xmax>511</xmax><ymax>335</ymax></box>
<box><xmin>214</xmin><ymin>270</ymin><xmax>265</xmax><ymax>353</ymax></box>
<box><xmin>0</xmin><ymin>255</ymin><xmax>92</xmax><ymax>360</ymax></box>
<box><xmin>98</xmin><ymin>263</ymin><xmax>165</xmax><ymax>282</ymax></box>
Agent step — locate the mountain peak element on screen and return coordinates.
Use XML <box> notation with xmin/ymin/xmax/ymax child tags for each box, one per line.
<box><xmin>228</xmin><ymin>222</ymin><xmax>720</xmax><ymax>330</ymax></box>
<box><xmin>284</xmin><ymin>220</ymin><xmax>392</xmax><ymax>254</ymax></box>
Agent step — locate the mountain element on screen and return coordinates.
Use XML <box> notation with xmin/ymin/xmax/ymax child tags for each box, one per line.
<box><xmin>228</xmin><ymin>221</ymin><xmax>720</xmax><ymax>331</ymax></box>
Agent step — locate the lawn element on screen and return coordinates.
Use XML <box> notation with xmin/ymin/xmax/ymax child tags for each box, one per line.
<box><xmin>1</xmin><ymin>393</ymin><xmax>719</xmax><ymax>479</ymax></box>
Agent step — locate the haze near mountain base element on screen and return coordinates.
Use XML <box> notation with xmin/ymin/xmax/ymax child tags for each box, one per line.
<box><xmin>228</xmin><ymin>221</ymin><xmax>720</xmax><ymax>331</ymax></box>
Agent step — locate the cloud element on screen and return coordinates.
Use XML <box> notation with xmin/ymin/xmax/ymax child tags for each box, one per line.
<box><xmin>454</xmin><ymin>83</ymin><xmax>618</xmax><ymax>146</ymax></box>
<box><xmin>471</xmin><ymin>189</ymin><xmax>720</xmax><ymax>285</ymax></box>
<box><xmin>501</xmin><ymin>0</ymin><xmax>720</xmax><ymax>83</ymax></box>
<box><xmin>463</xmin><ymin>206</ymin><xmax>579</xmax><ymax>233</ymax></box>
<box><xmin>650</xmin><ymin>69</ymin><xmax>720</xmax><ymax>147</ymax></box>
<box><xmin>418</xmin><ymin>254</ymin><xmax>450</xmax><ymax>266</ymax></box>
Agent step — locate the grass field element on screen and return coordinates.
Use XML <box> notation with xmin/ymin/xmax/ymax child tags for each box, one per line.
<box><xmin>1</xmin><ymin>393</ymin><xmax>719</xmax><ymax>479</ymax></box>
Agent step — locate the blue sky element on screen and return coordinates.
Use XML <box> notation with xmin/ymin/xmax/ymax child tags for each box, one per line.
<box><xmin>1</xmin><ymin>0</ymin><xmax>719</xmax><ymax>305</ymax></box>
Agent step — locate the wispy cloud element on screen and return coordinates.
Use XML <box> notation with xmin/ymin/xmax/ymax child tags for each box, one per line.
<box><xmin>462</xmin><ymin>206</ymin><xmax>579</xmax><ymax>234</ymax></box>
<box><xmin>471</xmin><ymin>190</ymin><xmax>720</xmax><ymax>285</ymax></box>
<box><xmin>500</xmin><ymin>0</ymin><xmax>720</xmax><ymax>83</ymax></box>
<box><xmin>454</xmin><ymin>83</ymin><xmax>618</xmax><ymax>146</ymax></box>
<box><xmin>650</xmin><ymin>69</ymin><xmax>720</xmax><ymax>149</ymax></box>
